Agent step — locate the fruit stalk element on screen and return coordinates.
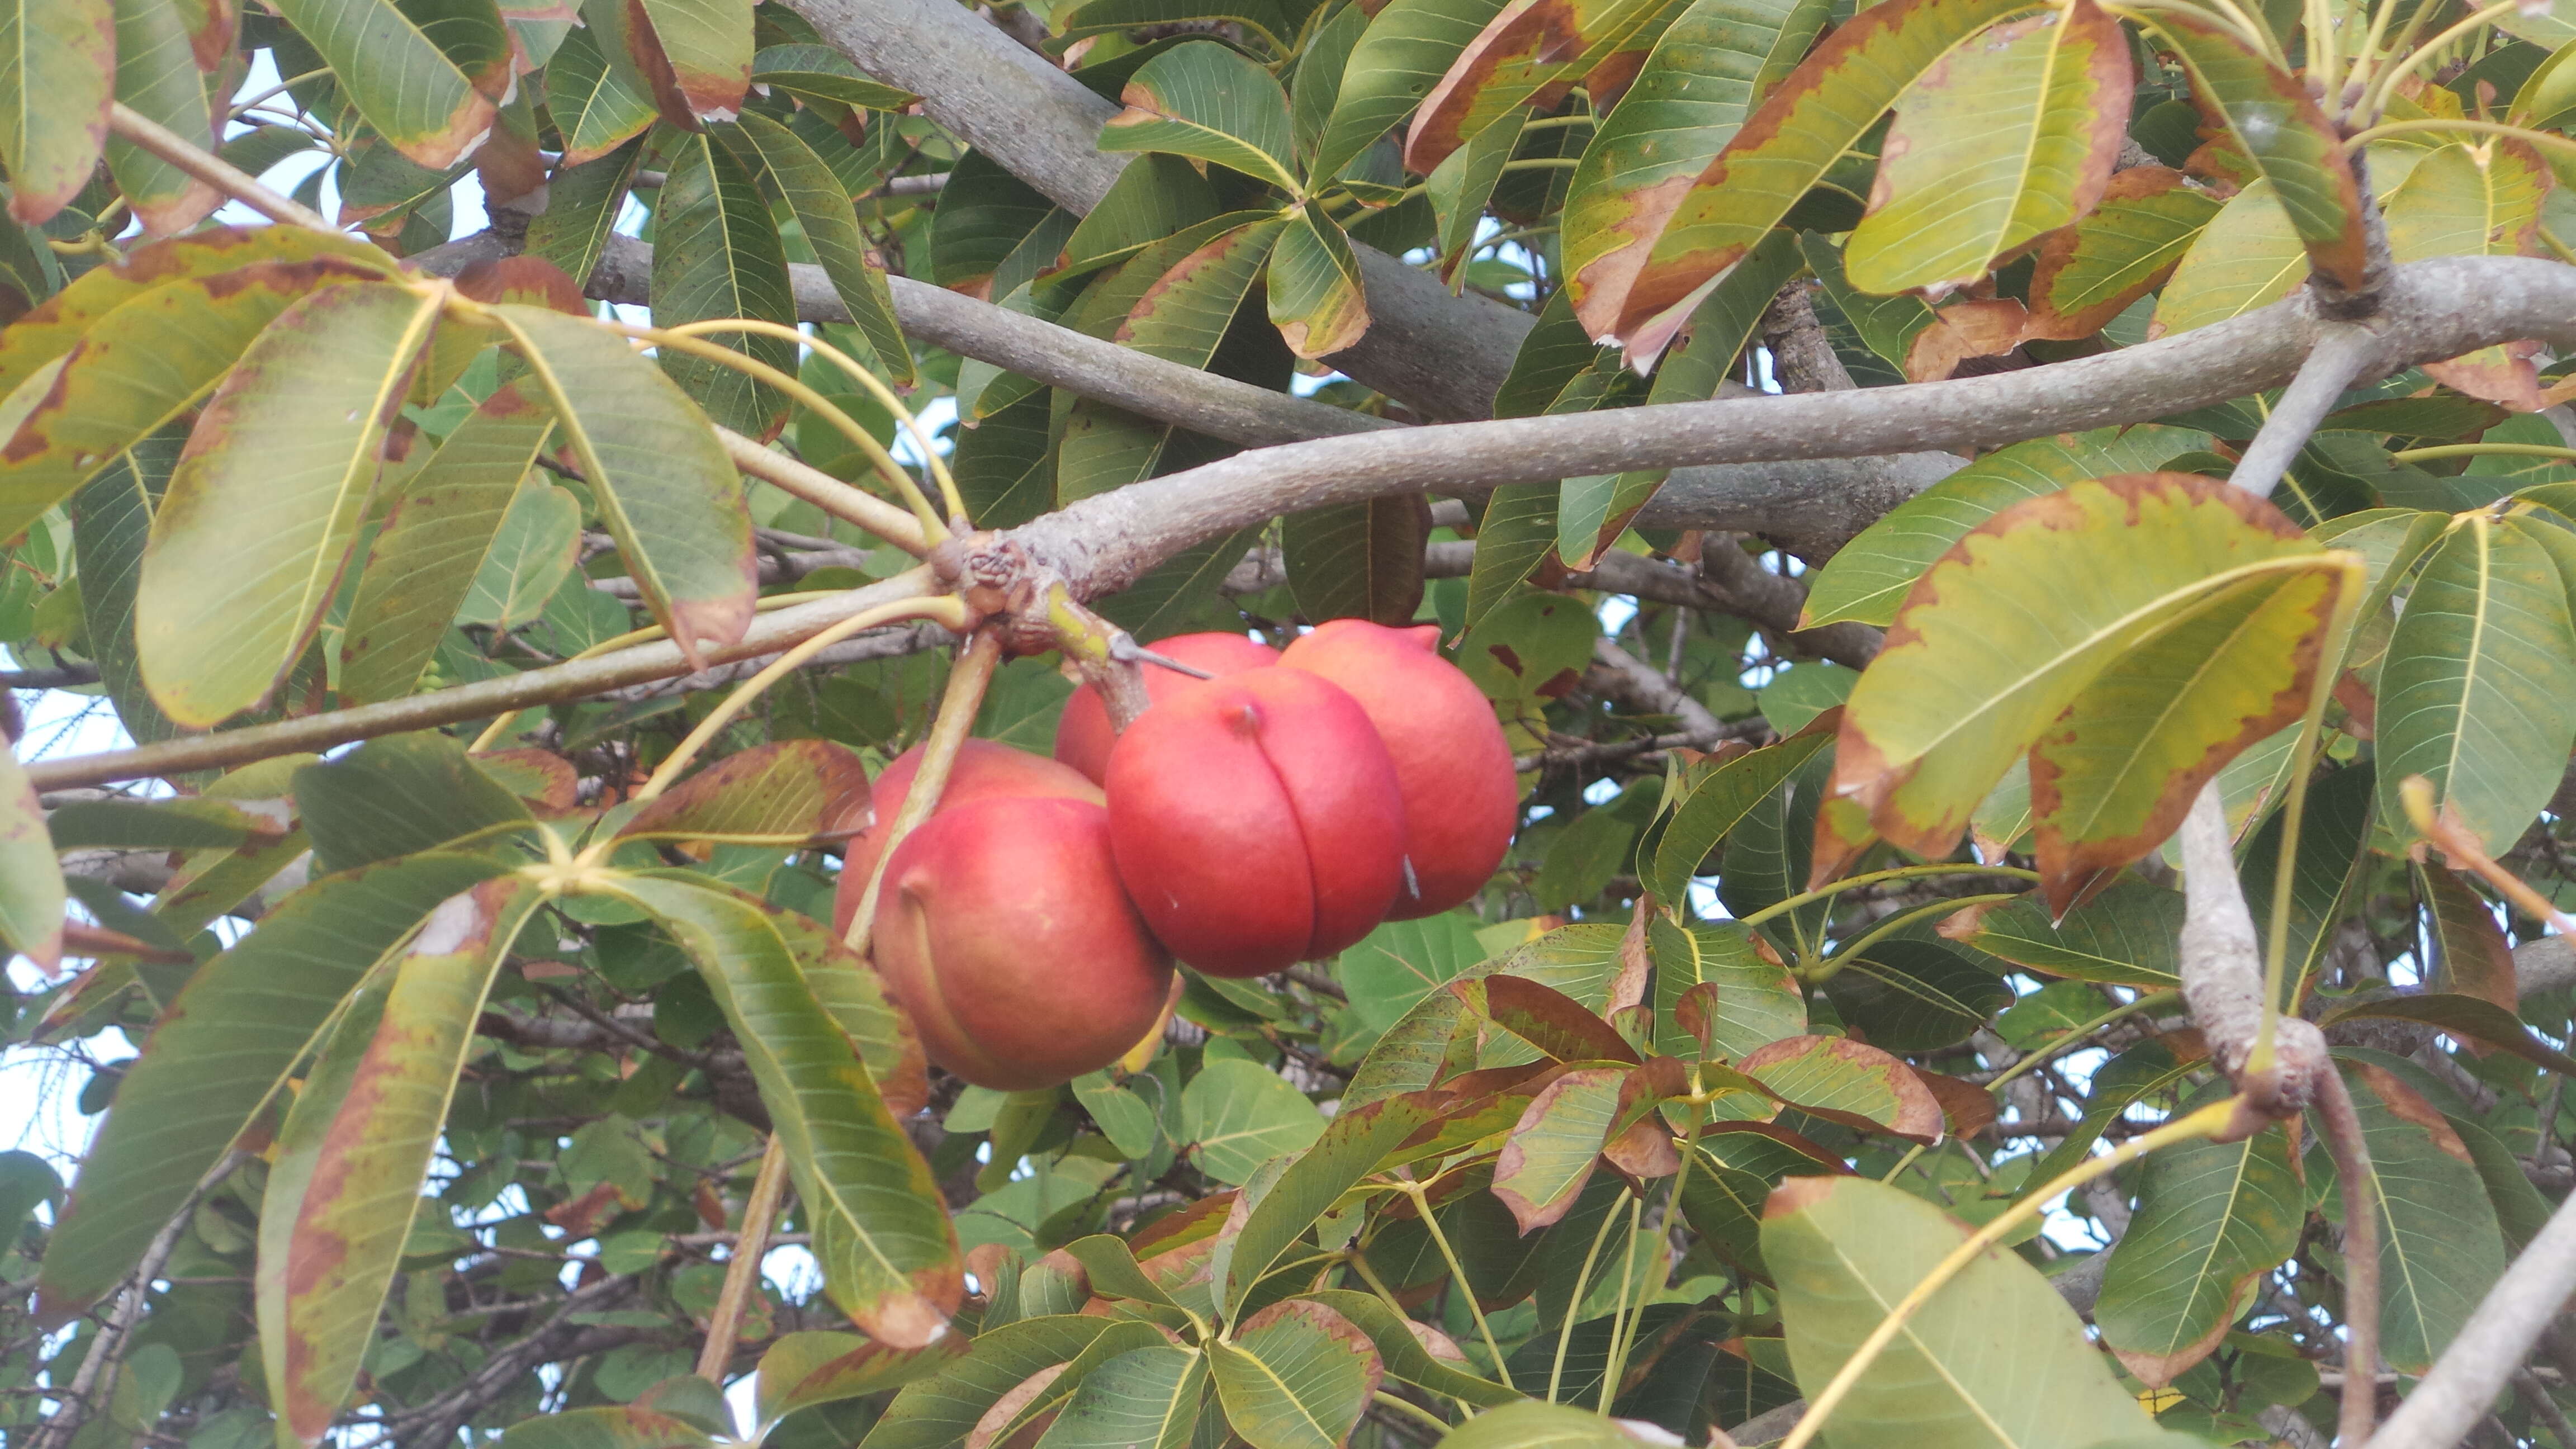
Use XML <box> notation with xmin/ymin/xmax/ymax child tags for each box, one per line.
<box><xmin>840</xmin><ymin>629</ymin><xmax>1006</xmax><ymax>958</ymax></box>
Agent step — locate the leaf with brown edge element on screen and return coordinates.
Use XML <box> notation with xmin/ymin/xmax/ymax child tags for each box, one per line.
<box><xmin>1492</xmin><ymin>1064</ymin><xmax>1628</xmax><ymax>1231</ymax></box>
<box><xmin>2025</xmin><ymin>167</ymin><xmax>2222</xmax><ymax>340</ymax></box>
<box><xmin>1206</xmin><ymin>1299</ymin><xmax>1384</xmax><ymax>1449</ymax></box>
<box><xmin>765</xmin><ymin>908</ymin><xmax>931</xmax><ymax>1120</ymax></box>
<box><xmin>2137</xmin><ymin>10</ymin><xmax>2367</xmax><ymax>289</ymax></box>
<box><xmin>1901</xmin><ymin>297</ymin><xmax>2028</xmax><ymax>382</ymax></box>
<box><xmin>619</xmin><ymin>740</ymin><xmax>874</xmax><ymax>846</ymax></box>
<box><xmin>1909</xmin><ymin>1067</ymin><xmax>1996</xmax><ymax>1138</ymax></box>
<box><xmin>1404</xmin><ymin>0</ymin><xmax>1687</xmax><ymax>176</ymax></box>
<box><xmin>2384</xmin><ymin>141</ymin><xmax>2556</xmax><ymax>410</ymax></box>
<box><xmin>2337</xmin><ymin>1060</ymin><xmax>2507</xmax><ymax>1372</ymax></box>
<box><xmin>1267</xmin><ymin>201</ymin><xmax>1370</xmax><ymax>359</ymax></box>
<box><xmin>2322</xmin><ymin>994</ymin><xmax>2576</xmax><ymax>1076</ymax></box>
<box><xmin>1738</xmin><ymin>1035</ymin><xmax>1944</xmax><ymax>1141</ymax></box>
<box><xmin>1844</xmin><ymin>0</ymin><xmax>2132</xmax><ymax>297</ymax></box>
<box><xmin>1826</xmin><ymin>473</ymin><xmax>2347</xmax><ymax>873</ymax></box>
<box><xmin>2092</xmin><ymin>1120</ymin><xmax>2304</xmax><ymax>1387</ymax></box>
<box><xmin>632</xmin><ymin>0</ymin><xmax>754</xmax><ymax>123</ymax></box>
<box><xmin>2418</xmin><ymin>862</ymin><xmax>2517</xmax><ymax>1010</ymax></box>
<box><xmin>105</xmin><ymin>0</ymin><xmax>223</xmax><ymax>238</ymax></box>
<box><xmin>754</xmin><ymin>1332</ymin><xmax>967</xmax><ymax>1431</ymax></box>
<box><xmin>139</xmin><ymin>282</ymin><xmax>445</xmax><ymax>727</ymax></box>
<box><xmin>2026</xmin><ymin>547</ymin><xmax>2350</xmax><ymax>914</ymax></box>
<box><xmin>259</xmin><ymin>877</ymin><xmax>547</xmax><ymax>1446</ymax></box>
<box><xmin>0</xmin><ymin>0</ymin><xmax>112</xmax><ymax>225</ymax></box>
<box><xmin>1571</xmin><ymin>0</ymin><xmax>2038</xmax><ymax>352</ymax></box>
<box><xmin>1456</xmin><ymin>973</ymin><xmax>1642</xmax><ymax>1064</ymax></box>
<box><xmin>490</xmin><ymin>303</ymin><xmax>756</xmax><ymax>671</ymax></box>
<box><xmin>273</xmin><ymin>0</ymin><xmax>508</xmax><ymax>170</ymax></box>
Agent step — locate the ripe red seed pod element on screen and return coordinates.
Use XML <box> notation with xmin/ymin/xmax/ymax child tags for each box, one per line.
<box><xmin>832</xmin><ymin>739</ymin><xmax>1104</xmax><ymax>938</ymax></box>
<box><xmin>873</xmin><ymin>795</ymin><xmax>1174</xmax><ymax>1091</ymax></box>
<box><xmin>1277</xmin><ymin>620</ymin><xmax>1518</xmax><ymax>917</ymax></box>
<box><xmin>1053</xmin><ymin>632</ymin><xmax>1281</xmax><ymax>784</ymax></box>
<box><xmin>1105</xmin><ymin>666</ymin><xmax>1407</xmax><ymax>977</ymax></box>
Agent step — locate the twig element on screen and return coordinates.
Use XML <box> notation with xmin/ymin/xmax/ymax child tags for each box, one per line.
<box><xmin>2226</xmin><ymin>327</ymin><xmax>2385</xmax><ymax>500</ymax></box>
<box><xmin>2314</xmin><ymin>1067</ymin><xmax>2383</xmax><ymax>1448</ymax></box>
<box><xmin>2516</xmin><ymin>1370</ymin><xmax>2576</xmax><ymax>1448</ymax></box>
<box><xmin>105</xmin><ymin>102</ymin><xmax>333</xmax><ymax>231</ymax></box>
<box><xmin>30</xmin><ymin>1152</ymin><xmax>250</xmax><ymax>1449</ymax></box>
<box><xmin>2367</xmin><ymin>1186</ymin><xmax>2576</xmax><ymax>1449</ymax></box>
<box><xmin>694</xmin><ymin>1137</ymin><xmax>790</xmax><ymax>1382</ymax></box>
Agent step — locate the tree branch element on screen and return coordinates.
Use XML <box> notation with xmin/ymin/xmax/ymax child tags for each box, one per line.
<box><xmin>2367</xmin><ymin>1186</ymin><xmax>2576</xmax><ymax>1449</ymax></box>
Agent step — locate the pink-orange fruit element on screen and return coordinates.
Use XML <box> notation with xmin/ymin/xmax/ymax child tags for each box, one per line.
<box><xmin>874</xmin><ymin>795</ymin><xmax>1173</xmax><ymax>1090</ymax></box>
<box><xmin>1105</xmin><ymin>667</ymin><xmax>1406</xmax><ymax>977</ymax></box>
<box><xmin>1278</xmin><ymin>620</ymin><xmax>1517</xmax><ymax>917</ymax></box>
<box><xmin>833</xmin><ymin>740</ymin><xmax>1102</xmax><ymax>937</ymax></box>
<box><xmin>1054</xmin><ymin>632</ymin><xmax>1281</xmax><ymax>783</ymax></box>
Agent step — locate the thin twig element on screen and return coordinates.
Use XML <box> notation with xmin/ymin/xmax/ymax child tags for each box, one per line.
<box><xmin>693</xmin><ymin>1136</ymin><xmax>790</xmax><ymax>1382</ymax></box>
<box><xmin>2314</xmin><ymin>1067</ymin><xmax>2383</xmax><ymax>1448</ymax></box>
<box><xmin>106</xmin><ymin>102</ymin><xmax>333</xmax><ymax>231</ymax></box>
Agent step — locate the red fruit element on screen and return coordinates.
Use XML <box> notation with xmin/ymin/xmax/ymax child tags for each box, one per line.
<box><xmin>832</xmin><ymin>740</ymin><xmax>1102</xmax><ymax>937</ymax></box>
<box><xmin>874</xmin><ymin>795</ymin><xmax>1173</xmax><ymax>1090</ymax></box>
<box><xmin>1054</xmin><ymin>632</ymin><xmax>1281</xmax><ymax>783</ymax></box>
<box><xmin>1279</xmin><ymin>620</ymin><xmax>1517</xmax><ymax>917</ymax></box>
<box><xmin>1105</xmin><ymin>667</ymin><xmax>1407</xmax><ymax>977</ymax></box>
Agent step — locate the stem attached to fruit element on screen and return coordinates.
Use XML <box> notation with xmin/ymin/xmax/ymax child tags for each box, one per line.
<box><xmin>1043</xmin><ymin>584</ymin><xmax>1155</xmax><ymax>731</ymax></box>
<box><xmin>840</xmin><ymin>628</ymin><xmax>1008</xmax><ymax>958</ymax></box>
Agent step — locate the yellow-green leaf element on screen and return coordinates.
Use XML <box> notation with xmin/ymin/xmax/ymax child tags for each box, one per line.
<box><xmin>1267</xmin><ymin>201</ymin><xmax>1370</xmax><ymax>357</ymax></box>
<box><xmin>0</xmin><ymin>0</ymin><xmax>113</xmax><ymax>224</ymax></box>
<box><xmin>1845</xmin><ymin>0</ymin><xmax>2130</xmax><ymax>295</ymax></box>
<box><xmin>544</xmin><ymin>23</ymin><xmax>656</xmax><ymax>165</ymax></box>
<box><xmin>105</xmin><ymin>0</ymin><xmax>221</xmax><ymax>236</ymax></box>
<box><xmin>273</xmin><ymin>0</ymin><xmax>508</xmax><ymax>169</ymax></box>
<box><xmin>2149</xmin><ymin>177</ymin><xmax>2305</xmax><ymax>336</ymax></box>
<box><xmin>1206</xmin><ymin>1300</ymin><xmax>1383</xmax><ymax>1449</ymax></box>
<box><xmin>648</xmin><ymin>127</ymin><xmax>797</xmax><ymax>438</ymax></box>
<box><xmin>137</xmin><ymin>282</ymin><xmax>443</xmax><ymax>727</ymax></box>
<box><xmin>1405</xmin><ymin>0</ymin><xmax>1686</xmax><ymax>174</ymax></box>
<box><xmin>1308</xmin><ymin>0</ymin><xmax>1511</xmax><ymax>188</ymax></box>
<box><xmin>2094</xmin><ymin>1121</ymin><xmax>2303</xmax><ymax>1386</ymax></box>
<box><xmin>2024</xmin><ymin>166</ymin><xmax>2222</xmax><ymax>340</ymax></box>
<box><xmin>1102</xmin><ymin>40</ymin><xmax>1301</xmax><ymax>194</ymax></box>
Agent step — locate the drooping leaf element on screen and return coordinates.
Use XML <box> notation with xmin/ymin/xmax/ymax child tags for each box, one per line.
<box><xmin>1570</xmin><ymin>0</ymin><xmax>2038</xmax><ymax>350</ymax></box>
<box><xmin>136</xmin><ymin>282</ymin><xmax>442</xmax><ymax>727</ymax></box>
<box><xmin>2334</xmin><ymin>1061</ymin><xmax>2508</xmax><ymax>1374</ymax></box>
<box><xmin>273</xmin><ymin>0</ymin><xmax>509</xmax><ymax>169</ymax></box>
<box><xmin>1405</xmin><ymin>0</ymin><xmax>1685</xmax><ymax>175</ymax></box>
<box><xmin>490</xmin><ymin>303</ymin><xmax>756</xmax><ymax>668</ymax></box>
<box><xmin>1301</xmin><ymin>1289</ymin><xmax>1517</xmax><ymax>1406</ymax></box>
<box><xmin>649</xmin><ymin>128</ymin><xmax>797</xmax><ymax>438</ymax></box>
<box><xmin>292</xmin><ymin>734</ymin><xmax>533</xmax><ymax>874</ymax></box>
<box><xmin>1101</xmin><ymin>40</ymin><xmax>1301</xmax><ymax>193</ymax></box>
<box><xmin>1493</xmin><ymin>1066</ymin><xmax>1632</xmax><ymax>1231</ymax></box>
<box><xmin>1267</xmin><ymin>201</ymin><xmax>1370</xmax><ymax>358</ymax></box>
<box><xmin>2140</xmin><ymin>9</ymin><xmax>2368</xmax><ymax>289</ymax></box>
<box><xmin>2383</xmin><ymin>140</ymin><xmax>2556</xmax><ymax>409</ymax></box>
<box><xmin>339</xmin><ymin>382</ymin><xmax>557</xmax><ymax>704</ymax></box>
<box><xmin>723</xmin><ymin>112</ymin><xmax>915</xmax><ymax>388</ymax></box>
<box><xmin>1826</xmin><ymin>473</ymin><xmax>2349</xmax><ymax>892</ymax></box>
<box><xmin>1284</xmin><ymin>491</ymin><xmax>1428</xmax><ymax>627</ymax></box>
<box><xmin>1307</xmin><ymin>0</ymin><xmax>1512</xmax><ymax>189</ymax></box>
<box><xmin>866</xmin><ymin>1316</ymin><xmax>1153</xmax><ymax>1449</ymax></box>
<box><xmin>37</xmin><ymin>852</ymin><xmax>513</xmax><ymax>1321</ymax></box>
<box><xmin>1765</xmin><ymin>1175</ymin><xmax>2187</xmax><ymax>1448</ymax></box>
<box><xmin>605</xmin><ymin>873</ymin><xmax>959</xmax><ymax>1344</ymax></box>
<box><xmin>2376</xmin><ymin>513</ymin><xmax>2576</xmax><ymax>852</ymax></box>
<box><xmin>2024</xmin><ymin>167</ymin><xmax>2223</xmax><ymax>340</ymax></box>
<box><xmin>1844</xmin><ymin>0</ymin><xmax>2130</xmax><ymax>295</ymax></box>
<box><xmin>1942</xmin><ymin>879</ymin><xmax>2182</xmax><ymax>986</ymax></box>
<box><xmin>0</xmin><ymin>0</ymin><xmax>113</xmax><ymax>224</ymax></box>
<box><xmin>1224</xmin><ymin>1089</ymin><xmax>1459</xmax><ymax>1314</ymax></box>
<box><xmin>2093</xmin><ymin>1119</ymin><xmax>2303</xmax><ymax>1385</ymax></box>
<box><xmin>261</xmin><ymin>877</ymin><xmax>544</xmax><ymax>1443</ymax></box>
<box><xmin>1206</xmin><ymin>1300</ymin><xmax>1384</xmax><ymax>1449</ymax></box>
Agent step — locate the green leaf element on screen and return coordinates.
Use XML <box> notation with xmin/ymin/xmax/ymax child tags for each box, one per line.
<box><xmin>105</xmin><ymin>0</ymin><xmax>219</xmax><ymax>236</ymax></box>
<box><xmin>865</xmin><ymin>1316</ymin><xmax>1145</xmax><ymax>1449</ymax></box>
<box><xmin>1491</xmin><ymin>1065</ymin><xmax>1632</xmax><ymax>1230</ymax></box>
<box><xmin>1060</xmin><ymin>153</ymin><xmax>1224</xmax><ymax>280</ymax></box>
<box><xmin>2139</xmin><ymin>9</ymin><xmax>2368</xmax><ymax>289</ymax></box>
<box><xmin>1341</xmin><ymin>911</ymin><xmax>1489</xmax><ymax>1031</ymax></box>
<box><xmin>1427</xmin><ymin>111</ymin><xmax>1524</xmax><ymax>277</ymax></box>
<box><xmin>491</xmin><ymin>1408</ymin><xmax>714</xmax><ymax>1449</ymax></box>
<box><xmin>1284</xmin><ymin>492</ymin><xmax>1428</xmax><ymax>627</ymax></box>
<box><xmin>953</xmin><ymin>390</ymin><xmax>1059</xmax><ymax>529</ymax></box>
<box><xmin>1649</xmin><ymin>726</ymin><xmax>1834</xmax><ymax>902</ymax></box>
<box><xmin>545</xmin><ymin>25</ymin><xmax>657</xmax><ymax>164</ymax></box>
<box><xmin>1426</xmin><ymin>1400</ymin><xmax>1650</xmax><ymax>1449</ymax></box>
<box><xmin>1844</xmin><ymin>0</ymin><xmax>2130</xmax><ymax>295</ymax></box>
<box><xmin>755</xmin><ymin>1332</ymin><xmax>966</xmax><ymax>1431</ymax></box>
<box><xmin>0</xmin><ymin>242</ymin><xmax>394</xmax><ymax>567</ymax></box>
<box><xmin>0</xmin><ymin>0</ymin><xmax>112</xmax><ymax>224</ymax></box>
<box><xmin>1465</xmin><ymin>484</ymin><xmax>1560</xmax><ymax>630</ymax></box>
<box><xmin>750</xmin><ymin>42</ymin><xmax>916</xmax><ymax>112</ymax></box>
<box><xmin>1651</xmin><ymin>918</ymin><xmax>1806</xmax><ymax>1060</ymax></box>
<box><xmin>37</xmin><ymin>852</ymin><xmax>512</xmax><ymax>1320</ymax></box>
<box><xmin>1405</xmin><ymin>0</ymin><xmax>1685</xmax><ymax>174</ymax></box>
<box><xmin>1267</xmin><ymin>201</ymin><xmax>1370</xmax><ymax>358</ymax></box>
<box><xmin>1206</xmin><ymin>1300</ymin><xmax>1384</xmax><ymax>1449</ymax></box>
<box><xmin>619</xmin><ymin>738</ymin><xmax>873</xmax><ymax>844</ymax></box>
<box><xmin>1032</xmin><ymin>1345</ymin><xmax>1208</xmax><ymax>1449</ymax></box>
<box><xmin>1678</xmin><ymin>1129</ymin><xmax>1844</xmax><ymax>1276</ymax></box>
<box><xmin>927</xmin><ymin>150</ymin><xmax>1057</xmax><ymax>293</ymax></box>
<box><xmin>1948</xmin><ymin>879</ymin><xmax>2183</xmax><ymax>986</ymax></box>
<box><xmin>1765</xmin><ymin>1175</ymin><xmax>2185</xmax><ymax>1449</ymax></box>
<box><xmin>2334</xmin><ymin>1061</ymin><xmax>2508</xmax><ymax>1374</ymax></box>
<box><xmin>273</xmin><ymin>0</ymin><xmax>508</xmax><ymax>169</ymax></box>
<box><xmin>2149</xmin><ymin>178</ymin><xmax>2308</xmax><ymax>337</ymax></box>
<box><xmin>1102</xmin><ymin>40</ymin><xmax>1300</xmax><ymax>193</ymax></box>
<box><xmin>724</xmin><ymin>112</ymin><xmax>915</xmax><ymax>389</ymax></box>
<box><xmin>2024</xmin><ymin>167</ymin><xmax>2223</xmax><ymax>340</ymax></box>
<box><xmin>456</xmin><ymin>477</ymin><xmax>583</xmax><ymax>629</ymax></box>
<box><xmin>69</xmin><ymin>428</ymin><xmax>178</xmax><ymax>744</ymax></box>
<box><xmin>525</xmin><ymin>138</ymin><xmax>644</xmax><ymax>287</ymax></box>
<box><xmin>1181</xmin><ymin>1057</ymin><xmax>1327</xmax><ymax>1186</ymax></box>
<box><xmin>135</xmin><ymin>282</ymin><xmax>441</xmax><ymax>727</ymax></box>
<box><xmin>42</xmin><ymin>796</ymin><xmax>274</xmax><ymax>851</ymax></box>
<box><xmin>491</xmin><ymin>303</ymin><xmax>756</xmax><ymax>669</ymax></box>
<box><xmin>1308</xmin><ymin>0</ymin><xmax>1510</xmax><ymax>187</ymax></box>
<box><xmin>1829</xmin><ymin>473</ymin><xmax>2346</xmax><ymax>897</ymax></box>
<box><xmin>1224</xmin><ymin>1090</ymin><xmax>1454</xmax><ymax>1313</ymax></box>
<box><xmin>1819</xmin><ymin>938</ymin><xmax>2007</xmax><ymax>1052</ymax></box>
<box><xmin>1738</xmin><ymin>1035</ymin><xmax>1944</xmax><ymax>1140</ymax></box>
<box><xmin>1070</xmin><ymin>1072</ymin><xmax>1162</xmax><ymax>1159</ymax></box>
<box><xmin>2094</xmin><ymin>1120</ymin><xmax>2303</xmax><ymax>1386</ymax></box>
<box><xmin>1572</xmin><ymin>0</ymin><xmax>2038</xmax><ymax>349</ymax></box>
<box><xmin>0</xmin><ymin>732</ymin><xmax>63</xmax><ymax>970</ymax></box>
<box><xmin>1459</xmin><ymin>577</ymin><xmax>1598</xmax><ymax>703</ymax></box>
<box><xmin>649</xmin><ymin>129</ymin><xmax>797</xmax><ymax>437</ymax></box>
<box><xmin>2320</xmin><ymin>992</ymin><xmax>2576</xmax><ymax>1076</ymax></box>
<box><xmin>339</xmin><ymin>382</ymin><xmax>557</xmax><ymax>705</ymax></box>
<box><xmin>2376</xmin><ymin>513</ymin><xmax>2576</xmax><ymax>852</ymax></box>
<box><xmin>291</xmin><ymin>733</ymin><xmax>532</xmax><ymax>873</ymax></box>
<box><xmin>603</xmin><ymin>873</ymin><xmax>962</xmax><ymax>1346</ymax></box>
<box><xmin>259</xmin><ymin>877</ymin><xmax>543</xmax><ymax>1442</ymax></box>
<box><xmin>2235</xmin><ymin>763</ymin><xmax>2375</xmax><ymax>995</ymax></box>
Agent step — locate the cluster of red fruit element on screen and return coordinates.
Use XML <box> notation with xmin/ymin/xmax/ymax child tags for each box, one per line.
<box><xmin>827</xmin><ymin>621</ymin><xmax>1518</xmax><ymax>1092</ymax></box>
